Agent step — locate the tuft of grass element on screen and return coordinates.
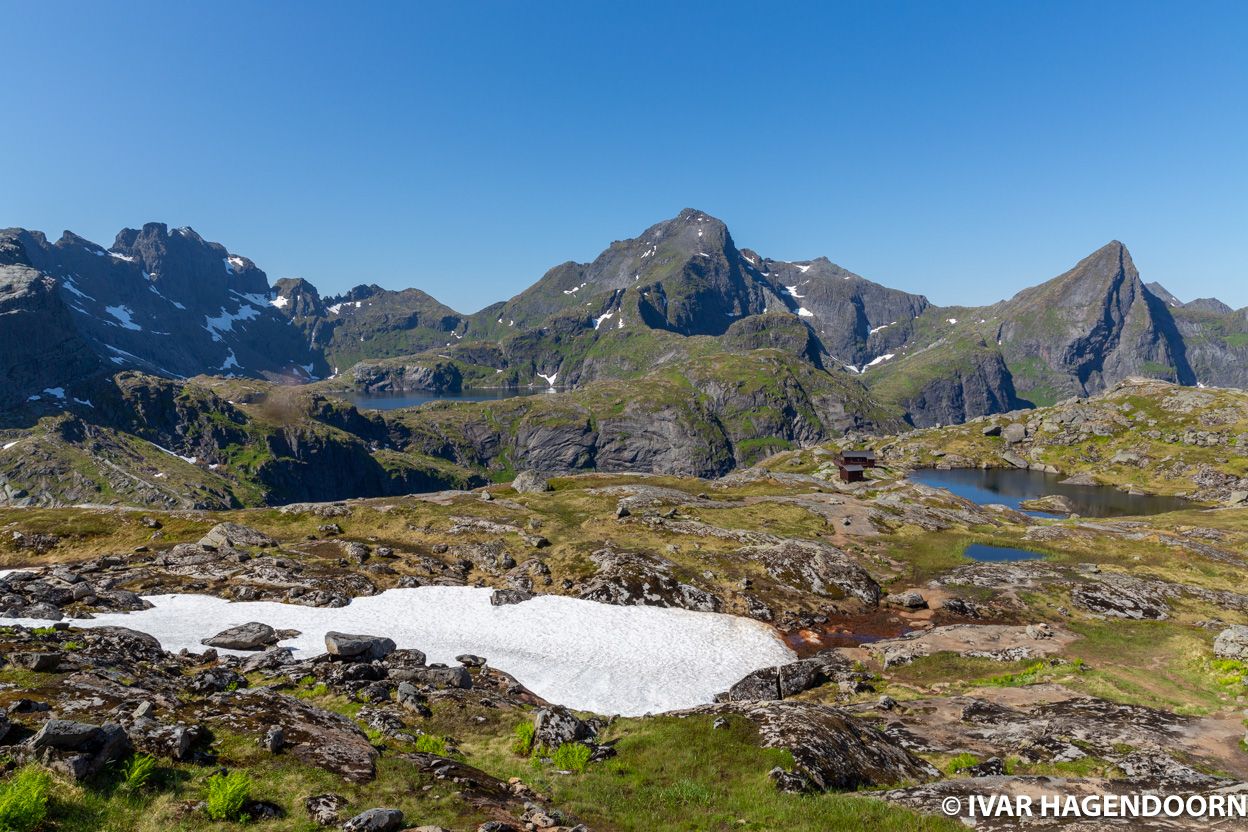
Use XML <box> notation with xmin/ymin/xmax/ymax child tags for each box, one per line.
<box><xmin>549</xmin><ymin>743</ymin><xmax>593</xmax><ymax>773</ymax></box>
<box><xmin>203</xmin><ymin>770</ymin><xmax>251</xmax><ymax>822</ymax></box>
<box><xmin>0</xmin><ymin>765</ymin><xmax>52</xmax><ymax>832</ymax></box>
<box><xmin>412</xmin><ymin>734</ymin><xmax>448</xmax><ymax>756</ymax></box>
<box><xmin>119</xmin><ymin>753</ymin><xmax>157</xmax><ymax>794</ymax></box>
<box><xmin>511</xmin><ymin>721</ymin><xmax>535</xmax><ymax>757</ymax></box>
<box><xmin>983</xmin><ymin>660</ymin><xmax>1049</xmax><ymax>688</ymax></box>
<box><xmin>654</xmin><ymin>779</ymin><xmax>714</xmax><ymax>807</ymax></box>
<box><xmin>945</xmin><ymin>753</ymin><xmax>980</xmax><ymax>774</ymax></box>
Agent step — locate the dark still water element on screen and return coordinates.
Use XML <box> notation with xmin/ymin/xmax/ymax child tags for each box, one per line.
<box><xmin>909</xmin><ymin>467</ymin><xmax>1192</xmax><ymax>518</ymax></box>
<box><xmin>963</xmin><ymin>544</ymin><xmax>1045</xmax><ymax>563</ymax></box>
<box><xmin>346</xmin><ymin>387</ymin><xmax>551</xmax><ymax>411</ymax></box>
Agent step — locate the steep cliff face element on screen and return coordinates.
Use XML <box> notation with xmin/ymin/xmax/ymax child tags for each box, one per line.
<box><xmin>1170</xmin><ymin>305</ymin><xmax>1248</xmax><ymax>388</ymax></box>
<box><xmin>863</xmin><ymin>329</ymin><xmax>1022</xmax><ymax>428</ymax></box>
<box><xmin>0</xmin><ymin>264</ymin><xmax>101</xmax><ymax>411</ymax></box>
<box><xmin>989</xmin><ymin>242</ymin><xmax>1192</xmax><ymax>403</ymax></box>
<box><xmin>0</xmin><ymin>224</ymin><xmax>320</xmax><ymax>390</ymax></box>
<box><xmin>389</xmin><ymin>351</ymin><xmax>903</xmax><ymax>478</ymax></box>
<box><xmin>748</xmin><ymin>256</ymin><xmax>930</xmax><ymax>368</ymax></box>
<box><xmin>889</xmin><ymin>349</ymin><xmax>1019</xmax><ymax>428</ymax></box>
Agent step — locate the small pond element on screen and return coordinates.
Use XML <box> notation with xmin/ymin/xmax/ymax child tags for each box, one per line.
<box><xmin>346</xmin><ymin>387</ymin><xmax>552</xmax><ymax>411</ymax></box>
<box><xmin>8</xmin><ymin>586</ymin><xmax>792</xmax><ymax>716</ymax></box>
<box><xmin>909</xmin><ymin>467</ymin><xmax>1192</xmax><ymax>518</ymax></box>
<box><xmin>963</xmin><ymin>544</ymin><xmax>1046</xmax><ymax>563</ymax></box>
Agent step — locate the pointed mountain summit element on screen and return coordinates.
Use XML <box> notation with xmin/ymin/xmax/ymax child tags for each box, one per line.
<box><xmin>473</xmin><ymin>208</ymin><xmax>779</xmax><ymax>337</ymax></box>
<box><xmin>987</xmin><ymin>241</ymin><xmax>1192</xmax><ymax>401</ymax></box>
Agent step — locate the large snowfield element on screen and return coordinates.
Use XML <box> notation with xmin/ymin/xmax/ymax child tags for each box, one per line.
<box><xmin>16</xmin><ymin>586</ymin><xmax>794</xmax><ymax>716</ymax></box>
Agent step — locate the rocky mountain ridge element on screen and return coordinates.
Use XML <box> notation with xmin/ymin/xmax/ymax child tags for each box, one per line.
<box><xmin>2</xmin><ymin>211</ymin><xmax>1243</xmax><ymax>430</ymax></box>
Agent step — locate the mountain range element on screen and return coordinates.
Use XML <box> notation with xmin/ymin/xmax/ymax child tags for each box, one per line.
<box><xmin>2</xmin><ymin>209</ymin><xmax>1248</xmax><ymax>508</ymax></box>
<box><xmin>5</xmin><ymin>209</ymin><xmax>1246</xmax><ymax>422</ymax></box>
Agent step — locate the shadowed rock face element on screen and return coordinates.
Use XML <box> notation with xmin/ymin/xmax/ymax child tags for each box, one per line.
<box><xmin>0</xmin><ymin>263</ymin><xmax>101</xmax><ymax>410</ymax></box>
<box><xmin>0</xmin><ymin>224</ymin><xmax>321</xmax><ymax>391</ymax></box>
<box><xmin>991</xmin><ymin>241</ymin><xmax>1193</xmax><ymax>400</ymax></box>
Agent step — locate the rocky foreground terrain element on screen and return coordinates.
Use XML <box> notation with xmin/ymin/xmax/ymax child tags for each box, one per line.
<box><xmin>0</xmin><ymin>378</ymin><xmax>1246</xmax><ymax>830</ymax></box>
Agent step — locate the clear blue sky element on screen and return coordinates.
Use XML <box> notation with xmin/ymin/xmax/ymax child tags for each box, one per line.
<box><xmin>2</xmin><ymin>1</ymin><xmax>1244</xmax><ymax>312</ymax></box>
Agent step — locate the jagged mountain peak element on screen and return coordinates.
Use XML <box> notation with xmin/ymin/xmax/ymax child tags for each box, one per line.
<box><xmin>1145</xmin><ymin>281</ymin><xmax>1183</xmax><ymax>307</ymax></box>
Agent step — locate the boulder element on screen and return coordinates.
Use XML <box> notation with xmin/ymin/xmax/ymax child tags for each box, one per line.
<box><xmin>29</xmin><ymin>719</ymin><xmax>104</xmax><ymax>751</ymax></box>
<box><xmin>883</xmin><ymin>590</ymin><xmax>927</xmax><ymax>609</ymax></box>
<box><xmin>725</xmin><ymin>653</ymin><xmax>859</xmax><ymax>702</ymax></box>
<box><xmin>491</xmin><ymin>589</ymin><xmax>533</xmax><ymax>606</ymax></box>
<box><xmin>511</xmin><ymin>471</ymin><xmax>552</xmax><ymax>494</ymax></box>
<box><xmin>304</xmin><ymin>793</ymin><xmax>348</xmax><ymax>826</ymax></box>
<box><xmin>342</xmin><ymin>808</ymin><xmax>404</xmax><ymax>832</ymax></box>
<box><xmin>532</xmin><ymin>706</ymin><xmax>594</xmax><ymax>749</ymax></box>
<box><xmin>10</xmin><ymin>652</ymin><xmax>61</xmax><ymax>672</ymax></box>
<box><xmin>202</xmin><ymin>622</ymin><xmax>278</xmax><ymax>651</ymax></box>
<box><xmin>24</xmin><ymin>719</ymin><xmax>132</xmax><ymax>780</ymax></box>
<box><xmin>390</xmin><ymin>665</ymin><xmax>471</xmax><ymax>689</ymax></box>
<box><xmin>1001</xmin><ymin>423</ymin><xmax>1027</xmax><ymax>444</ymax></box>
<box><xmin>1213</xmin><ymin>625</ymin><xmax>1248</xmax><ymax>660</ymax></box>
<box><xmin>199</xmin><ymin>522</ymin><xmax>275</xmax><ymax>550</ymax></box>
<box><xmin>325</xmin><ymin>632</ymin><xmax>396</xmax><ymax>660</ymax></box>
<box><xmin>241</xmin><ymin>646</ymin><xmax>296</xmax><ymax>673</ymax></box>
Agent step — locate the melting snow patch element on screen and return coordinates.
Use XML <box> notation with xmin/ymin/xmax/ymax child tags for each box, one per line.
<box><xmin>1</xmin><ymin>441</ymin><xmax>20</xmax><ymax>451</ymax></box>
<box><xmin>7</xmin><ymin>588</ymin><xmax>793</xmax><ymax>715</ymax></box>
<box><xmin>104</xmin><ymin>305</ymin><xmax>143</xmax><ymax>331</ymax></box>
<box><xmin>150</xmin><ymin>442</ymin><xmax>197</xmax><ymax>465</ymax></box>
<box><xmin>864</xmin><ymin>353</ymin><xmax>895</xmax><ymax>368</ymax></box>
<box><xmin>203</xmin><ymin>304</ymin><xmax>260</xmax><ymax>340</ymax></box>
<box><xmin>42</xmin><ymin>387</ymin><xmax>66</xmax><ymax>399</ymax></box>
<box><xmin>536</xmin><ymin>371</ymin><xmax>558</xmax><ymax>387</ymax></box>
<box><xmin>148</xmin><ymin>284</ymin><xmax>186</xmax><ymax>310</ymax></box>
<box><xmin>946</xmin><ymin>318</ymin><xmax>959</xmax><ymax>324</ymax></box>
<box><xmin>562</xmin><ymin>282</ymin><xmax>588</xmax><ymax>295</ymax></box>
<box><xmin>61</xmin><ymin>278</ymin><xmax>95</xmax><ymax>301</ymax></box>
<box><xmin>221</xmin><ymin>350</ymin><xmax>240</xmax><ymax>371</ymax></box>
<box><xmin>592</xmin><ymin>311</ymin><xmax>615</xmax><ymax>330</ymax></box>
<box><xmin>270</xmin><ymin>295</ymin><xmax>289</xmax><ymax>309</ymax></box>
<box><xmin>784</xmin><ymin>285</ymin><xmax>805</xmax><ymax>299</ymax></box>
<box><xmin>796</xmin><ymin>307</ymin><xmax>814</xmax><ymax>317</ymax></box>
